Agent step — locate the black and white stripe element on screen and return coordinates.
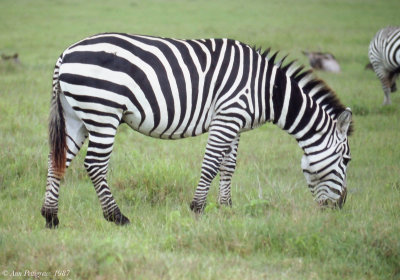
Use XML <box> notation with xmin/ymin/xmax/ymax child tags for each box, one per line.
<box><xmin>369</xmin><ymin>26</ymin><xmax>400</xmax><ymax>105</ymax></box>
<box><xmin>41</xmin><ymin>33</ymin><xmax>352</xmax><ymax>227</ymax></box>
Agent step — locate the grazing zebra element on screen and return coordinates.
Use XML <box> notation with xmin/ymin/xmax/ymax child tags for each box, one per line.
<box><xmin>41</xmin><ymin>33</ymin><xmax>353</xmax><ymax>228</ymax></box>
<box><xmin>368</xmin><ymin>26</ymin><xmax>400</xmax><ymax>105</ymax></box>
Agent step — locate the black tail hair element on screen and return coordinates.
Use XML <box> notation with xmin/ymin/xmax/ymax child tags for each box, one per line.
<box><xmin>49</xmin><ymin>58</ymin><xmax>66</xmax><ymax>176</ymax></box>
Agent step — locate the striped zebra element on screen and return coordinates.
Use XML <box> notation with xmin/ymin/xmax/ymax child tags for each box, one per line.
<box><xmin>368</xmin><ymin>26</ymin><xmax>400</xmax><ymax>105</ymax></box>
<box><xmin>41</xmin><ymin>33</ymin><xmax>353</xmax><ymax>228</ymax></box>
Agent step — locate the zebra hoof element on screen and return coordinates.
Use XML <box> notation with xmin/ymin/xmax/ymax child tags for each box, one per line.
<box><xmin>115</xmin><ymin>214</ymin><xmax>130</xmax><ymax>226</ymax></box>
<box><xmin>219</xmin><ymin>198</ymin><xmax>233</xmax><ymax>207</ymax></box>
<box><xmin>41</xmin><ymin>207</ymin><xmax>59</xmax><ymax>229</ymax></box>
<box><xmin>104</xmin><ymin>211</ymin><xmax>130</xmax><ymax>226</ymax></box>
<box><xmin>190</xmin><ymin>201</ymin><xmax>205</xmax><ymax>214</ymax></box>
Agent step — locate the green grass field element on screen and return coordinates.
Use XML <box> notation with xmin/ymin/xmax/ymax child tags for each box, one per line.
<box><xmin>1</xmin><ymin>0</ymin><xmax>399</xmax><ymax>279</ymax></box>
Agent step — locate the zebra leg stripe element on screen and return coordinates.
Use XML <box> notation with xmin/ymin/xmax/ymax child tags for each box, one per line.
<box><xmin>41</xmin><ymin>94</ymin><xmax>88</xmax><ymax>228</ymax></box>
<box><xmin>41</xmin><ymin>154</ymin><xmax>61</xmax><ymax>228</ymax></box>
<box><xmin>218</xmin><ymin>135</ymin><xmax>240</xmax><ymax>206</ymax></box>
<box><xmin>84</xmin><ymin>133</ymin><xmax>130</xmax><ymax>225</ymax></box>
<box><xmin>190</xmin><ymin>125</ymin><xmax>239</xmax><ymax>213</ymax></box>
<box><xmin>372</xmin><ymin>65</ymin><xmax>392</xmax><ymax>105</ymax></box>
<box><xmin>41</xmin><ymin>146</ymin><xmax>83</xmax><ymax>228</ymax></box>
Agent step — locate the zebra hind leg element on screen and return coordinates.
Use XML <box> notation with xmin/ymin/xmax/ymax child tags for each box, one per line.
<box><xmin>379</xmin><ymin>73</ymin><xmax>392</xmax><ymax>105</ymax></box>
<box><xmin>383</xmin><ymin>87</ymin><xmax>392</xmax><ymax>105</ymax></box>
<box><xmin>372</xmin><ymin>65</ymin><xmax>393</xmax><ymax>105</ymax></box>
<box><xmin>391</xmin><ymin>82</ymin><xmax>397</xmax><ymax>93</ymax></box>
<box><xmin>389</xmin><ymin>71</ymin><xmax>399</xmax><ymax>93</ymax></box>
<box><xmin>84</xmin><ymin>133</ymin><xmax>130</xmax><ymax>225</ymax></box>
<box><xmin>41</xmin><ymin>154</ymin><xmax>62</xmax><ymax>228</ymax></box>
<box><xmin>41</xmin><ymin>112</ymin><xmax>88</xmax><ymax>228</ymax></box>
<box><xmin>218</xmin><ymin>135</ymin><xmax>240</xmax><ymax>207</ymax></box>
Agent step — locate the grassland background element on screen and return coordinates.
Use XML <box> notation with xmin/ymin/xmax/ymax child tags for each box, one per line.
<box><xmin>0</xmin><ymin>0</ymin><xmax>399</xmax><ymax>279</ymax></box>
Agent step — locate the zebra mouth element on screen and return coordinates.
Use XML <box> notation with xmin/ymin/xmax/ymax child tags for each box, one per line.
<box><xmin>338</xmin><ymin>187</ymin><xmax>347</xmax><ymax>208</ymax></box>
<box><xmin>318</xmin><ymin>187</ymin><xmax>347</xmax><ymax>209</ymax></box>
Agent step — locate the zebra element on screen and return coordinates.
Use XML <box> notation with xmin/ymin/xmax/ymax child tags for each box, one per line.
<box><xmin>41</xmin><ymin>33</ymin><xmax>353</xmax><ymax>228</ymax></box>
<box><xmin>368</xmin><ymin>26</ymin><xmax>400</xmax><ymax>105</ymax></box>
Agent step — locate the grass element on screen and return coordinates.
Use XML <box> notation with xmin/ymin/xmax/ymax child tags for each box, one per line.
<box><xmin>1</xmin><ymin>0</ymin><xmax>400</xmax><ymax>279</ymax></box>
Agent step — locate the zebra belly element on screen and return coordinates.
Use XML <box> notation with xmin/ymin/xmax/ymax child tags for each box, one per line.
<box><xmin>122</xmin><ymin>110</ymin><xmax>208</xmax><ymax>139</ymax></box>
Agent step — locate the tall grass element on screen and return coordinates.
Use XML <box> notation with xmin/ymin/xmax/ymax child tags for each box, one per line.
<box><xmin>1</xmin><ymin>0</ymin><xmax>399</xmax><ymax>279</ymax></box>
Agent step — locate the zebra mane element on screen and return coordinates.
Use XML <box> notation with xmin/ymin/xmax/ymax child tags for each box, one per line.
<box><xmin>258</xmin><ymin>47</ymin><xmax>353</xmax><ymax>135</ymax></box>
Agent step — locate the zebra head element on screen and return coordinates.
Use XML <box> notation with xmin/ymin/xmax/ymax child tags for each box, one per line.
<box><xmin>301</xmin><ymin>108</ymin><xmax>352</xmax><ymax>209</ymax></box>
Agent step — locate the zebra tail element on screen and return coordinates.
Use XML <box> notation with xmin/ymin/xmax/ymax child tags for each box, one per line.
<box><xmin>49</xmin><ymin>55</ymin><xmax>66</xmax><ymax>176</ymax></box>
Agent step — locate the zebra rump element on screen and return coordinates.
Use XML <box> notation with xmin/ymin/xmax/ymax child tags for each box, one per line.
<box><xmin>368</xmin><ymin>26</ymin><xmax>400</xmax><ymax>105</ymax></box>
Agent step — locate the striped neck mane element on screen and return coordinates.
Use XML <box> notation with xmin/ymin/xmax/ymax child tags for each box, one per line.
<box><xmin>258</xmin><ymin>48</ymin><xmax>353</xmax><ymax>143</ymax></box>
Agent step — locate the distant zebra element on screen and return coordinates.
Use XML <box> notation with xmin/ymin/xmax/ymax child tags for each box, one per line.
<box><xmin>41</xmin><ymin>33</ymin><xmax>353</xmax><ymax>228</ymax></box>
<box><xmin>368</xmin><ymin>26</ymin><xmax>400</xmax><ymax>105</ymax></box>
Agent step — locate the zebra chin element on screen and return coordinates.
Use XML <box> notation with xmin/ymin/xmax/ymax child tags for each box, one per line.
<box><xmin>315</xmin><ymin>187</ymin><xmax>347</xmax><ymax>209</ymax></box>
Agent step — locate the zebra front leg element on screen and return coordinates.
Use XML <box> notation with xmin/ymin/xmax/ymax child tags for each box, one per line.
<box><xmin>84</xmin><ymin>134</ymin><xmax>130</xmax><ymax>225</ymax></box>
<box><xmin>218</xmin><ymin>135</ymin><xmax>240</xmax><ymax>207</ymax></box>
<box><xmin>190</xmin><ymin>126</ymin><xmax>239</xmax><ymax>213</ymax></box>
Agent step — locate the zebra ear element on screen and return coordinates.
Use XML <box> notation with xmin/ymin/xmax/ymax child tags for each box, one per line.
<box><xmin>337</xmin><ymin>108</ymin><xmax>352</xmax><ymax>136</ymax></box>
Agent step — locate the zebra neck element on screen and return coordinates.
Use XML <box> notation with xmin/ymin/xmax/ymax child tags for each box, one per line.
<box><xmin>265</xmin><ymin>66</ymin><xmax>335</xmax><ymax>153</ymax></box>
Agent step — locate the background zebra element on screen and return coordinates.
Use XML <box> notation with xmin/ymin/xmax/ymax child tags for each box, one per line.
<box><xmin>41</xmin><ymin>33</ymin><xmax>352</xmax><ymax>228</ymax></box>
<box><xmin>368</xmin><ymin>26</ymin><xmax>400</xmax><ymax>105</ymax></box>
